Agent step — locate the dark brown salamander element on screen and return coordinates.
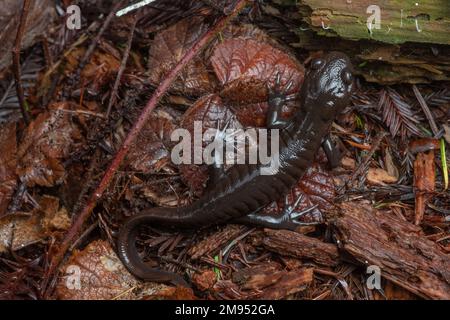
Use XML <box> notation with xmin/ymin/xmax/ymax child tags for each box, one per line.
<box><xmin>117</xmin><ymin>52</ymin><xmax>354</xmax><ymax>286</ymax></box>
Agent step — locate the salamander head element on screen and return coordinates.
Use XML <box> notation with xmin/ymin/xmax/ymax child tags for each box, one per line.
<box><xmin>300</xmin><ymin>52</ymin><xmax>354</xmax><ymax>120</ymax></box>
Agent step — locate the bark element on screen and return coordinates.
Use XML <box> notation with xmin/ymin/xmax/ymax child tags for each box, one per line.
<box><xmin>332</xmin><ymin>201</ymin><xmax>450</xmax><ymax>300</ymax></box>
<box><xmin>262</xmin><ymin>229</ymin><xmax>340</xmax><ymax>267</ymax></box>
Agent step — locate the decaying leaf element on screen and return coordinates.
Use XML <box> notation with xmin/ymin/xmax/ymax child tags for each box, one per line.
<box><xmin>263</xmin><ymin>164</ymin><xmax>336</xmax><ymax>224</ymax></box>
<box><xmin>179</xmin><ymin>94</ymin><xmax>241</xmax><ymax>194</ymax></box>
<box><xmin>65</xmin><ymin>46</ymin><xmax>121</xmax><ymax>95</ymax></box>
<box><xmin>56</xmin><ymin>240</ymin><xmax>172</xmax><ymax>300</ymax></box>
<box><xmin>211</xmin><ymin>38</ymin><xmax>304</xmax><ymax>127</ymax></box>
<box><xmin>0</xmin><ymin>123</ymin><xmax>17</xmax><ymax>217</ymax></box>
<box><xmin>147</xmin><ymin>16</ymin><xmax>215</xmax><ymax>96</ymax></box>
<box><xmin>367</xmin><ymin>168</ymin><xmax>398</xmax><ymax>185</ymax></box>
<box><xmin>16</xmin><ymin>103</ymin><xmax>83</xmax><ymax>187</ymax></box>
<box><xmin>126</xmin><ymin>110</ymin><xmax>177</xmax><ymax>174</ymax></box>
<box><xmin>0</xmin><ymin>195</ymin><xmax>70</xmax><ymax>253</ymax></box>
<box><xmin>0</xmin><ymin>0</ymin><xmax>54</xmax><ymax>72</ymax></box>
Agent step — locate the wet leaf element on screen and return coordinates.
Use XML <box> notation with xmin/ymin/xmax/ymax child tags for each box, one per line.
<box><xmin>65</xmin><ymin>46</ymin><xmax>121</xmax><ymax>95</ymax></box>
<box><xmin>0</xmin><ymin>123</ymin><xmax>17</xmax><ymax>217</ymax></box>
<box><xmin>367</xmin><ymin>168</ymin><xmax>398</xmax><ymax>185</ymax></box>
<box><xmin>147</xmin><ymin>16</ymin><xmax>215</xmax><ymax>96</ymax></box>
<box><xmin>179</xmin><ymin>94</ymin><xmax>241</xmax><ymax>194</ymax></box>
<box><xmin>0</xmin><ymin>0</ymin><xmax>54</xmax><ymax>72</ymax></box>
<box><xmin>0</xmin><ymin>195</ymin><xmax>70</xmax><ymax>253</ymax></box>
<box><xmin>211</xmin><ymin>38</ymin><xmax>304</xmax><ymax>126</ymax></box>
<box><xmin>126</xmin><ymin>110</ymin><xmax>177</xmax><ymax>174</ymax></box>
<box><xmin>56</xmin><ymin>240</ymin><xmax>170</xmax><ymax>300</ymax></box>
<box><xmin>16</xmin><ymin>103</ymin><xmax>84</xmax><ymax>187</ymax></box>
<box><xmin>262</xmin><ymin>164</ymin><xmax>336</xmax><ymax>224</ymax></box>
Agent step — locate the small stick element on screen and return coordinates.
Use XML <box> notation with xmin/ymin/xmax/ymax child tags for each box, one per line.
<box><xmin>348</xmin><ymin>131</ymin><xmax>387</xmax><ymax>185</ymax></box>
<box><xmin>43</xmin><ymin>0</ymin><xmax>249</xmax><ymax>297</ymax></box>
<box><xmin>67</xmin><ymin>0</ymin><xmax>125</xmax><ymax>92</ymax></box>
<box><xmin>413</xmin><ymin>85</ymin><xmax>439</xmax><ymax>137</ymax></box>
<box><xmin>106</xmin><ymin>17</ymin><xmax>137</xmax><ymax>118</ymax></box>
<box><xmin>12</xmin><ymin>0</ymin><xmax>32</xmax><ymax>124</ymax></box>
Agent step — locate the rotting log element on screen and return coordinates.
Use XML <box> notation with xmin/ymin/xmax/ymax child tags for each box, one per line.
<box><xmin>297</xmin><ymin>0</ymin><xmax>450</xmax><ymax>45</ymax></box>
<box><xmin>276</xmin><ymin>0</ymin><xmax>450</xmax><ymax>83</ymax></box>
<box><xmin>332</xmin><ymin>201</ymin><xmax>450</xmax><ymax>300</ymax></box>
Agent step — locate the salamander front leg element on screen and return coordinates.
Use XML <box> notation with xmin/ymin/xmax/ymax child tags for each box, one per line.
<box><xmin>266</xmin><ymin>74</ymin><xmax>296</xmax><ymax>130</ymax></box>
<box><xmin>234</xmin><ymin>194</ymin><xmax>321</xmax><ymax>231</ymax></box>
<box><xmin>322</xmin><ymin>135</ymin><xmax>342</xmax><ymax>169</ymax></box>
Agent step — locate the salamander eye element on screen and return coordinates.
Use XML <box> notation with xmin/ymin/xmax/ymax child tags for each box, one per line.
<box><xmin>342</xmin><ymin>69</ymin><xmax>353</xmax><ymax>84</ymax></box>
<box><xmin>311</xmin><ymin>58</ymin><xmax>325</xmax><ymax>70</ymax></box>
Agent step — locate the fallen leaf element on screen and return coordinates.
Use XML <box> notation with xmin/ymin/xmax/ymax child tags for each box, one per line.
<box><xmin>211</xmin><ymin>38</ymin><xmax>304</xmax><ymax>127</ymax></box>
<box><xmin>0</xmin><ymin>123</ymin><xmax>17</xmax><ymax>217</ymax></box>
<box><xmin>126</xmin><ymin>110</ymin><xmax>177</xmax><ymax>174</ymax></box>
<box><xmin>0</xmin><ymin>0</ymin><xmax>54</xmax><ymax>72</ymax></box>
<box><xmin>56</xmin><ymin>240</ymin><xmax>171</xmax><ymax>300</ymax></box>
<box><xmin>0</xmin><ymin>195</ymin><xmax>70</xmax><ymax>253</ymax></box>
<box><xmin>16</xmin><ymin>103</ymin><xmax>83</xmax><ymax>187</ymax></box>
<box><xmin>65</xmin><ymin>46</ymin><xmax>121</xmax><ymax>95</ymax></box>
<box><xmin>179</xmin><ymin>94</ymin><xmax>241</xmax><ymax>195</ymax></box>
<box><xmin>367</xmin><ymin>168</ymin><xmax>398</xmax><ymax>185</ymax></box>
<box><xmin>263</xmin><ymin>164</ymin><xmax>336</xmax><ymax>224</ymax></box>
<box><xmin>147</xmin><ymin>16</ymin><xmax>216</xmax><ymax>96</ymax></box>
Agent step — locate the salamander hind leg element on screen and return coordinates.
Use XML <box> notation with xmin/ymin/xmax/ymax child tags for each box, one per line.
<box><xmin>234</xmin><ymin>194</ymin><xmax>322</xmax><ymax>231</ymax></box>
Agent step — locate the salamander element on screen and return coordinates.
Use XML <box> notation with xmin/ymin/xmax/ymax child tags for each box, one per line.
<box><xmin>117</xmin><ymin>52</ymin><xmax>354</xmax><ymax>286</ymax></box>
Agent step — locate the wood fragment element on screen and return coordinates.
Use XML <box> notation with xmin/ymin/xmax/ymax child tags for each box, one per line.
<box><xmin>413</xmin><ymin>151</ymin><xmax>436</xmax><ymax>225</ymax></box>
<box><xmin>263</xmin><ymin>229</ymin><xmax>339</xmax><ymax>267</ymax></box>
<box><xmin>258</xmin><ymin>268</ymin><xmax>313</xmax><ymax>300</ymax></box>
<box><xmin>333</xmin><ymin>201</ymin><xmax>450</xmax><ymax>300</ymax></box>
<box><xmin>188</xmin><ymin>225</ymin><xmax>246</xmax><ymax>260</ymax></box>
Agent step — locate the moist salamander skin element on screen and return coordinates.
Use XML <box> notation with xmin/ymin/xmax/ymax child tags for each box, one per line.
<box><xmin>117</xmin><ymin>52</ymin><xmax>355</xmax><ymax>286</ymax></box>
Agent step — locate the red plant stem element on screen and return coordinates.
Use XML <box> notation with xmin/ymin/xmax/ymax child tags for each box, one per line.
<box><xmin>44</xmin><ymin>0</ymin><xmax>249</xmax><ymax>296</ymax></box>
<box><xmin>12</xmin><ymin>0</ymin><xmax>32</xmax><ymax>125</ymax></box>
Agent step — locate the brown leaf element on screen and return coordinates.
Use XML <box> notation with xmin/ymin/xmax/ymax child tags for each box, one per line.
<box><xmin>147</xmin><ymin>16</ymin><xmax>216</xmax><ymax>96</ymax></box>
<box><xmin>16</xmin><ymin>103</ymin><xmax>83</xmax><ymax>187</ymax></box>
<box><xmin>211</xmin><ymin>38</ymin><xmax>304</xmax><ymax>127</ymax></box>
<box><xmin>126</xmin><ymin>110</ymin><xmax>176</xmax><ymax>174</ymax></box>
<box><xmin>367</xmin><ymin>168</ymin><xmax>398</xmax><ymax>185</ymax></box>
<box><xmin>0</xmin><ymin>123</ymin><xmax>17</xmax><ymax>217</ymax></box>
<box><xmin>263</xmin><ymin>164</ymin><xmax>336</xmax><ymax>224</ymax></box>
<box><xmin>0</xmin><ymin>195</ymin><xmax>70</xmax><ymax>253</ymax></box>
<box><xmin>0</xmin><ymin>0</ymin><xmax>54</xmax><ymax>72</ymax></box>
<box><xmin>65</xmin><ymin>47</ymin><xmax>121</xmax><ymax>94</ymax></box>
<box><xmin>179</xmin><ymin>94</ymin><xmax>241</xmax><ymax>194</ymax></box>
<box><xmin>56</xmin><ymin>240</ymin><xmax>169</xmax><ymax>300</ymax></box>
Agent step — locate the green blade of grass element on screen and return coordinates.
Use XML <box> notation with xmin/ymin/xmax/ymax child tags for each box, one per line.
<box><xmin>440</xmin><ymin>139</ymin><xmax>448</xmax><ymax>190</ymax></box>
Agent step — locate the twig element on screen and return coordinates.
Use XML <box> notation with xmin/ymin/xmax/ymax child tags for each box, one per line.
<box><xmin>66</xmin><ymin>0</ymin><xmax>125</xmax><ymax>93</ymax></box>
<box><xmin>12</xmin><ymin>0</ymin><xmax>32</xmax><ymax>124</ymax></box>
<box><xmin>348</xmin><ymin>132</ymin><xmax>388</xmax><ymax>185</ymax></box>
<box><xmin>412</xmin><ymin>85</ymin><xmax>439</xmax><ymax>137</ymax></box>
<box><xmin>106</xmin><ymin>17</ymin><xmax>137</xmax><ymax>118</ymax></box>
<box><xmin>43</xmin><ymin>0</ymin><xmax>249</xmax><ymax>297</ymax></box>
